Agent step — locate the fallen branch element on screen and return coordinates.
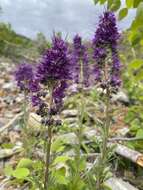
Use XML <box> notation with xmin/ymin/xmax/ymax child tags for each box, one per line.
<box><xmin>0</xmin><ymin>112</ymin><xmax>23</xmax><ymax>134</ymax></box>
<box><xmin>113</xmin><ymin>143</ymin><xmax>143</xmax><ymax>167</ymax></box>
<box><xmin>109</xmin><ymin>137</ymin><xmax>143</xmax><ymax>142</ymax></box>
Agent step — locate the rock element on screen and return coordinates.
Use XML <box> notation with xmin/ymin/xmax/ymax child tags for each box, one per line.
<box><xmin>0</xmin><ymin>145</ymin><xmax>22</xmax><ymax>159</ymax></box>
<box><xmin>28</xmin><ymin>113</ymin><xmax>41</xmax><ymax>131</ymax></box>
<box><xmin>84</xmin><ymin>129</ymin><xmax>98</xmax><ymax>139</ymax></box>
<box><xmin>106</xmin><ymin>177</ymin><xmax>138</xmax><ymax>190</ymax></box>
<box><xmin>64</xmin><ymin>118</ymin><xmax>78</xmax><ymax>125</ymax></box>
<box><xmin>2</xmin><ymin>82</ymin><xmax>15</xmax><ymax>90</ymax></box>
<box><xmin>116</xmin><ymin>127</ymin><xmax>129</xmax><ymax>136</ymax></box>
<box><xmin>112</xmin><ymin>91</ymin><xmax>129</xmax><ymax>105</ymax></box>
<box><xmin>59</xmin><ymin>133</ymin><xmax>78</xmax><ymax>145</ymax></box>
<box><xmin>3</xmin><ymin>96</ymin><xmax>15</xmax><ymax>105</ymax></box>
<box><xmin>62</xmin><ymin>110</ymin><xmax>78</xmax><ymax>118</ymax></box>
<box><xmin>9</xmin><ymin>131</ymin><xmax>20</xmax><ymax>143</ymax></box>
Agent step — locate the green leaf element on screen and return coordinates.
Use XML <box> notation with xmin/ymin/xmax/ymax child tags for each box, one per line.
<box><xmin>107</xmin><ymin>0</ymin><xmax>113</xmax><ymax>9</ymax></box>
<box><xmin>134</xmin><ymin>0</ymin><xmax>143</xmax><ymax>8</ymax></box>
<box><xmin>2</xmin><ymin>143</ymin><xmax>14</xmax><ymax>149</ymax></box>
<box><xmin>130</xmin><ymin>31</ymin><xmax>142</xmax><ymax>46</ymax></box>
<box><xmin>126</xmin><ymin>0</ymin><xmax>133</xmax><ymax>8</ymax></box>
<box><xmin>130</xmin><ymin>119</ymin><xmax>140</xmax><ymax>133</ymax></box>
<box><xmin>131</xmin><ymin>20</ymin><xmax>139</xmax><ymax>31</ymax></box>
<box><xmin>100</xmin><ymin>0</ymin><xmax>106</xmax><ymax>4</ymax></box>
<box><xmin>54</xmin><ymin>174</ymin><xmax>68</xmax><ymax>185</ymax></box>
<box><xmin>17</xmin><ymin>158</ymin><xmax>33</xmax><ymax>169</ymax></box>
<box><xmin>110</xmin><ymin>0</ymin><xmax>121</xmax><ymax>11</ymax></box>
<box><xmin>136</xmin><ymin>129</ymin><xmax>143</xmax><ymax>137</ymax></box>
<box><xmin>4</xmin><ymin>165</ymin><xmax>13</xmax><ymax>176</ymax></box>
<box><xmin>51</xmin><ymin>137</ymin><xmax>65</xmax><ymax>153</ymax></box>
<box><xmin>135</xmin><ymin>69</ymin><xmax>143</xmax><ymax>81</ymax></box>
<box><xmin>52</xmin><ymin>168</ymin><xmax>69</xmax><ymax>185</ymax></box>
<box><xmin>93</xmin><ymin>0</ymin><xmax>99</xmax><ymax>4</ymax></box>
<box><xmin>12</xmin><ymin>168</ymin><xmax>30</xmax><ymax>179</ymax></box>
<box><xmin>118</xmin><ymin>8</ymin><xmax>128</xmax><ymax>20</ymax></box>
<box><xmin>101</xmin><ymin>183</ymin><xmax>112</xmax><ymax>190</ymax></box>
<box><xmin>129</xmin><ymin>59</ymin><xmax>143</xmax><ymax>69</ymax></box>
<box><xmin>53</xmin><ymin>156</ymin><xmax>70</xmax><ymax>165</ymax></box>
<box><xmin>78</xmin><ymin>158</ymin><xmax>86</xmax><ymax>172</ymax></box>
<box><xmin>136</xmin><ymin>2</ymin><xmax>143</xmax><ymax>23</ymax></box>
<box><xmin>32</xmin><ymin>161</ymin><xmax>43</xmax><ymax>170</ymax></box>
<box><xmin>126</xmin><ymin>142</ymin><xmax>136</xmax><ymax>150</ymax></box>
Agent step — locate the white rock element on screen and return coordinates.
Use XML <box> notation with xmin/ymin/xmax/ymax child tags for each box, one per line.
<box><xmin>112</xmin><ymin>91</ymin><xmax>129</xmax><ymax>104</ymax></box>
<box><xmin>106</xmin><ymin>177</ymin><xmax>138</xmax><ymax>190</ymax></box>
<box><xmin>2</xmin><ymin>82</ymin><xmax>15</xmax><ymax>90</ymax></box>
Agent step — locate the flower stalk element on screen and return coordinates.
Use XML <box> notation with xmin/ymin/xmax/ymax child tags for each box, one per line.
<box><xmin>76</xmin><ymin>60</ymin><xmax>85</xmax><ymax>168</ymax></box>
<box><xmin>44</xmin><ymin>88</ymin><xmax>53</xmax><ymax>190</ymax></box>
<box><xmin>72</xmin><ymin>34</ymin><xmax>89</xmax><ymax>175</ymax></box>
<box><xmin>44</xmin><ymin>124</ymin><xmax>52</xmax><ymax>190</ymax></box>
<box><xmin>92</xmin><ymin>11</ymin><xmax>121</xmax><ymax>189</ymax></box>
<box><xmin>96</xmin><ymin>87</ymin><xmax>111</xmax><ymax>190</ymax></box>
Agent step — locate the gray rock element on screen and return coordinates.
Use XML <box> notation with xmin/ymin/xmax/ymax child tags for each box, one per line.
<box><xmin>2</xmin><ymin>82</ymin><xmax>15</xmax><ymax>90</ymax></box>
<box><xmin>106</xmin><ymin>177</ymin><xmax>138</xmax><ymax>190</ymax></box>
<box><xmin>112</xmin><ymin>91</ymin><xmax>129</xmax><ymax>105</ymax></box>
<box><xmin>59</xmin><ymin>132</ymin><xmax>78</xmax><ymax>145</ymax></box>
<box><xmin>116</xmin><ymin>127</ymin><xmax>129</xmax><ymax>136</ymax></box>
<box><xmin>84</xmin><ymin>129</ymin><xmax>98</xmax><ymax>139</ymax></box>
<box><xmin>62</xmin><ymin>110</ymin><xmax>78</xmax><ymax>118</ymax></box>
<box><xmin>64</xmin><ymin>118</ymin><xmax>78</xmax><ymax>125</ymax></box>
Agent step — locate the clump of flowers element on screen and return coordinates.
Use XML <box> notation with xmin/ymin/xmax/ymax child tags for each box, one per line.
<box><xmin>93</xmin><ymin>11</ymin><xmax>121</xmax><ymax>92</ymax></box>
<box><xmin>33</xmin><ymin>35</ymin><xmax>72</xmax><ymax>115</ymax></box>
<box><xmin>72</xmin><ymin>34</ymin><xmax>90</xmax><ymax>87</ymax></box>
<box><xmin>92</xmin><ymin>11</ymin><xmax>122</xmax><ymax>190</ymax></box>
<box><xmin>31</xmin><ymin>35</ymin><xmax>72</xmax><ymax>190</ymax></box>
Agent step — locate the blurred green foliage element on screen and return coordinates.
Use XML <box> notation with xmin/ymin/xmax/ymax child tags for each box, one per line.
<box><xmin>0</xmin><ymin>22</ymin><xmax>50</xmax><ymax>62</ymax></box>
<box><xmin>93</xmin><ymin>0</ymin><xmax>143</xmax><ymax>46</ymax></box>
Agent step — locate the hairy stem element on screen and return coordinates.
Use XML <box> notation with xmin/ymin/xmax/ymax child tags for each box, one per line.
<box><xmin>44</xmin><ymin>89</ymin><xmax>53</xmax><ymax>190</ymax></box>
<box><xmin>96</xmin><ymin>88</ymin><xmax>110</xmax><ymax>190</ymax></box>
<box><xmin>44</xmin><ymin>126</ymin><xmax>52</xmax><ymax>190</ymax></box>
<box><xmin>23</xmin><ymin>90</ymin><xmax>28</xmax><ymax>128</ymax></box>
<box><xmin>101</xmin><ymin>88</ymin><xmax>110</xmax><ymax>162</ymax></box>
<box><xmin>76</xmin><ymin>60</ymin><xmax>85</xmax><ymax>169</ymax></box>
<box><xmin>22</xmin><ymin>90</ymin><xmax>31</xmax><ymax>156</ymax></box>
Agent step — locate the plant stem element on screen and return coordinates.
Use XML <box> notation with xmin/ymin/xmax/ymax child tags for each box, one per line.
<box><xmin>44</xmin><ymin>89</ymin><xmax>53</xmax><ymax>190</ymax></box>
<box><xmin>76</xmin><ymin>60</ymin><xmax>85</xmax><ymax>169</ymax></box>
<box><xmin>44</xmin><ymin>125</ymin><xmax>52</xmax><ymax>190</ymax></box>
<box><xmin>23</xmin><ymin>90</ymin><xmax>28</xmax><ymax>128</ymax></box>
<box><xmin>101</xmin><ymin>88</ymin><xmax>110</xmax><ymax>162</ymax></box>
<box><xmin>96</xmin><ymin>87</ymin><xmax>110</xmax><ymax>190</ymax></box>
<box><xmin>22</xmin><ymin>90</ymin><xmax>31</xmax><ymax>156</ymax></box>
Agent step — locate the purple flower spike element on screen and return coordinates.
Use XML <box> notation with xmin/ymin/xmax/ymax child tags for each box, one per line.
<box><xmin>15</xmin><ymin>63</ymin><xmax>34</xmax><ymax>91</ymax></box>
<box><xmin>37</xmin><ymin>35</ymin><xmax>72</xmax><ymax>84</ymax></box>
<box><xmin>72</xmin><ymin>34</ymin><xmax>90</xmax><ymax>87</ymax></box>
<box><xmin>35</xmin><ymin>35</ymin><xmax>72</xmax><ymax>113</ymax></box>
<box><xmin>93</xmin><ymin>11</ymin><xmax>121</xmax><ymax>91</ymax></box>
